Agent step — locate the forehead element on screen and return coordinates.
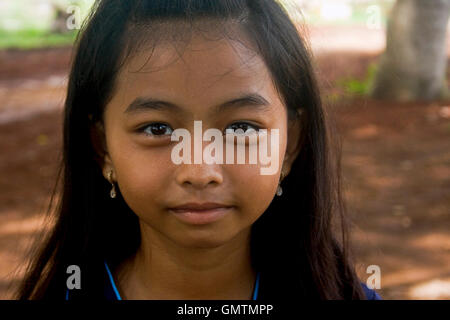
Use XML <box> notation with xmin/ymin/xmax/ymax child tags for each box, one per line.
<box><xmin>114</xmin><ymin>32</ymin><xmax>276</xmax><ymax>104</ymax></box>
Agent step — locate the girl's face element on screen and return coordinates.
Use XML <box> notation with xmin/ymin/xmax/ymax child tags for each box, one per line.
<box><xmin>99</xmin><ymin>32</ymin><xmax>300</xmax><ymax>248</ymax></box>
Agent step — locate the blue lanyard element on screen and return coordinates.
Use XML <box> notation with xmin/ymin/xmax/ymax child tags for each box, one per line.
<box><xmin>252</xmin><ymin>271</ymin><xmax>261</xmax><ymax>300</ymax></box>
<box><xmin>104</xmin><ymin>261</ymin><xmax>260</xmax><ymax>300</ymax></box>
<box><xmin>104</xmin><ymin>261</ymin><xmax>123</xmax><ymax>300</ymax></box>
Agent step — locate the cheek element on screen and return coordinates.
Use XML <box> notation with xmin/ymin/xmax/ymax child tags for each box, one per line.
<box><xmin>228</xmin><ymin>165</ymin><xmax>279</xmax><ymax>222</ymax></box>
<box><xmin>237</xmin><ymin>130</ymin><xmax>287</xmax><ymax>220</ymax></box>
<box><xmin>109</xmin><ymin>140</ymin><xmax>172</xmax><ymax>213</ymax></box>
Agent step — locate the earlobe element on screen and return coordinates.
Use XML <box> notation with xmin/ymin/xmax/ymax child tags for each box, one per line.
<box><xmin>102</xmin><ymin>155</ymin><xmax>115</xmax><ymax>181</ymax></box>
<box><xmin>89</xmin><ymin>121</ymin><xmax>113</xmax><ymax>179</ymax></box>
<box><xmin>283</xmin><ymin>114</ymin><xmax>302</xmax><ymax>174</ymax></box>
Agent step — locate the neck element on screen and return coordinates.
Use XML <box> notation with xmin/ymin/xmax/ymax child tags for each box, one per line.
<box><xmin>115</xmin><ymin>223</ymin><xmax>256</xmax><ymax>300</ymax></box>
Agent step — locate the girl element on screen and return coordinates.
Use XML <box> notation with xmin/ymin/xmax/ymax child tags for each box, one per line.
<box><xmin>16</xmin><ymin>0</ymin><xmax>380</xmax><ymax>300</ymax></box>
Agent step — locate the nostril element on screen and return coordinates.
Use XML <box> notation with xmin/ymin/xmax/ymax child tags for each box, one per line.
<box><xmin>174</xmin><ymin>165</ymin><xmax>224</xmax><ymax>188</ymax></box>
<box><xmin>181</xmin><ymin>179</ymin><xmax>219</xmax><ymax>189</ymax></box>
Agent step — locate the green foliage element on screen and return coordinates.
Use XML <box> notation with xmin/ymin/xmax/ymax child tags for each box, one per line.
<box><xmin>0</xmin><ymin>29</ymin><xmax>77</xmax><ymax>49</ymax></box>
<box><xmin>337</xmin><ymin>63</ymin><xmax>378</xmax><ymax>96</ymax></box>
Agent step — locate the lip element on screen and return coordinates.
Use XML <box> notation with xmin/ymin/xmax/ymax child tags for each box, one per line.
<box><xmin>168</xmin><ymin>203</ymin><xmax>234</xmax><ymax>225</ymax></box>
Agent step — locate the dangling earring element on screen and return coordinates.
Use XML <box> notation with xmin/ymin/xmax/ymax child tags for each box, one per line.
<box><xmin>107</xmin><ymin>170</ymin><xmax>116</xmax><ymax>199</ymax></box>
<box><xmin>276</xmin><ymin>171</ymin><xmax>286</xmax><ymax>197</ymax></box>
<box><xmin>276</xmin><ymin>184</ymin><xmax>283</xmax><ymax>197</ymax></box>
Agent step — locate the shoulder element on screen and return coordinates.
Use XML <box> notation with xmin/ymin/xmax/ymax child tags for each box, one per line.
<box><xmin>360</xmin><ymin>282</ymin><xmax>382</xmax><ymax>300</ymax></box>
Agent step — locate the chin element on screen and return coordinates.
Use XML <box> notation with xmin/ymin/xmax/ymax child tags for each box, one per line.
<box><xmin>173</xmin><ymin>229</ymin><xmax>237</xmax><ymax>249</ymax></box>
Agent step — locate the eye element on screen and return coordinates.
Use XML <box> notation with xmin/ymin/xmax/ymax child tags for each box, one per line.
<box><xmin>139</xmin><ymin>122</ymin><xmax>174</xmax><ymax>137</ymax></box>
<box><xmin>224</xmin><ymin>122</ymin><xmax>260</xmax><ymax>135</ymax></box>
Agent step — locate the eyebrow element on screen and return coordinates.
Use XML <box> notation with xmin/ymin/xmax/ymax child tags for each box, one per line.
<box><xmin>124</xmin><ymin>93</ymin><xmax>271</xmax><ymax>116</ymax></box>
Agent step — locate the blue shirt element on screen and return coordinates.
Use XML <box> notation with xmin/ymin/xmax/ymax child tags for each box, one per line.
<box><xmin>360</xmin><ymin>283</ymin><xmax>382</xmax><ymax>300</ymax></box>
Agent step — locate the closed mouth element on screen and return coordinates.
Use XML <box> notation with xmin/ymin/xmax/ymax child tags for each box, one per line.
<box><xmin>169</xmin><ymin>202</ymin><xmax>234</xmax><ymax>213</ymax></box>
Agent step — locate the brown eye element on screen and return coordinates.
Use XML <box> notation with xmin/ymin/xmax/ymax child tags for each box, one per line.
<box><xmin>225</xmin><ymin>122</ymin><xmax>260</xmax><ymax>135</ymax></box>
<box><xmin>140</xmin><ymin>123</ymin><xmax>174</xmax><ymax>137</ymax></box>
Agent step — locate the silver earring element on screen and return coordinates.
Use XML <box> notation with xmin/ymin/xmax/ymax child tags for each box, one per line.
<box><xmin>107</xmin><ymin>170</ymin><xmax>116</xmax><ymax>198</ymax></box>
<box><xmin>276</xmin><ymin>183</ymin><xmax>283</xmax><ymax>197</ymax></box>
<box><xmin>276</xmin><ymin>171</ymin><xmax>286</xmax><ymax>197</ymax></box>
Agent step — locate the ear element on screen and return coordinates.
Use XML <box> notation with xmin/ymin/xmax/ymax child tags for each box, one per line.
<box><xmin>282</xmin><ymin>109</ymin><xmax>303</xmax><ymax>176</ymax></box>
<box><xmin>90</xmin><ymin>120</ymin><xmax>115</xmax><ymax>181</ymax></box>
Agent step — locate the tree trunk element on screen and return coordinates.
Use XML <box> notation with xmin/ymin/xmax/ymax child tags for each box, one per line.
<box><xmin>371</xmin><ymin>0</ymin><xmax>450</xmax><ymax>101</ymax></box>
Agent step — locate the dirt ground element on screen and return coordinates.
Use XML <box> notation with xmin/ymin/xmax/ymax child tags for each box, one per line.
<box><xmin>0</xmin><ymin>34</ymin><xmax>449</xmax><ymax>299</ymax></box>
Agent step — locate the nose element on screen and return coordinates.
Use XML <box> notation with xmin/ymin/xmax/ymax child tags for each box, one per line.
<box><xmin>174</xmin><ymin>163</ymin><xmax>223</xmax><ymax>189</ymax></box>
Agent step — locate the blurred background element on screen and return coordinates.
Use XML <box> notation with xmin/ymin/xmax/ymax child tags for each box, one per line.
<box><xmin>0</xmin><ymin>0</ymin><xmax>449</xmax><ymax>299</ymax></box>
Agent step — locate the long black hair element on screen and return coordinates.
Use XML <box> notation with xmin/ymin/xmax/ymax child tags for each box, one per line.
<box><xmin>16</xmin><ymin>0</ymin><xmax>365</xmax><ymax>300</ymax></box>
